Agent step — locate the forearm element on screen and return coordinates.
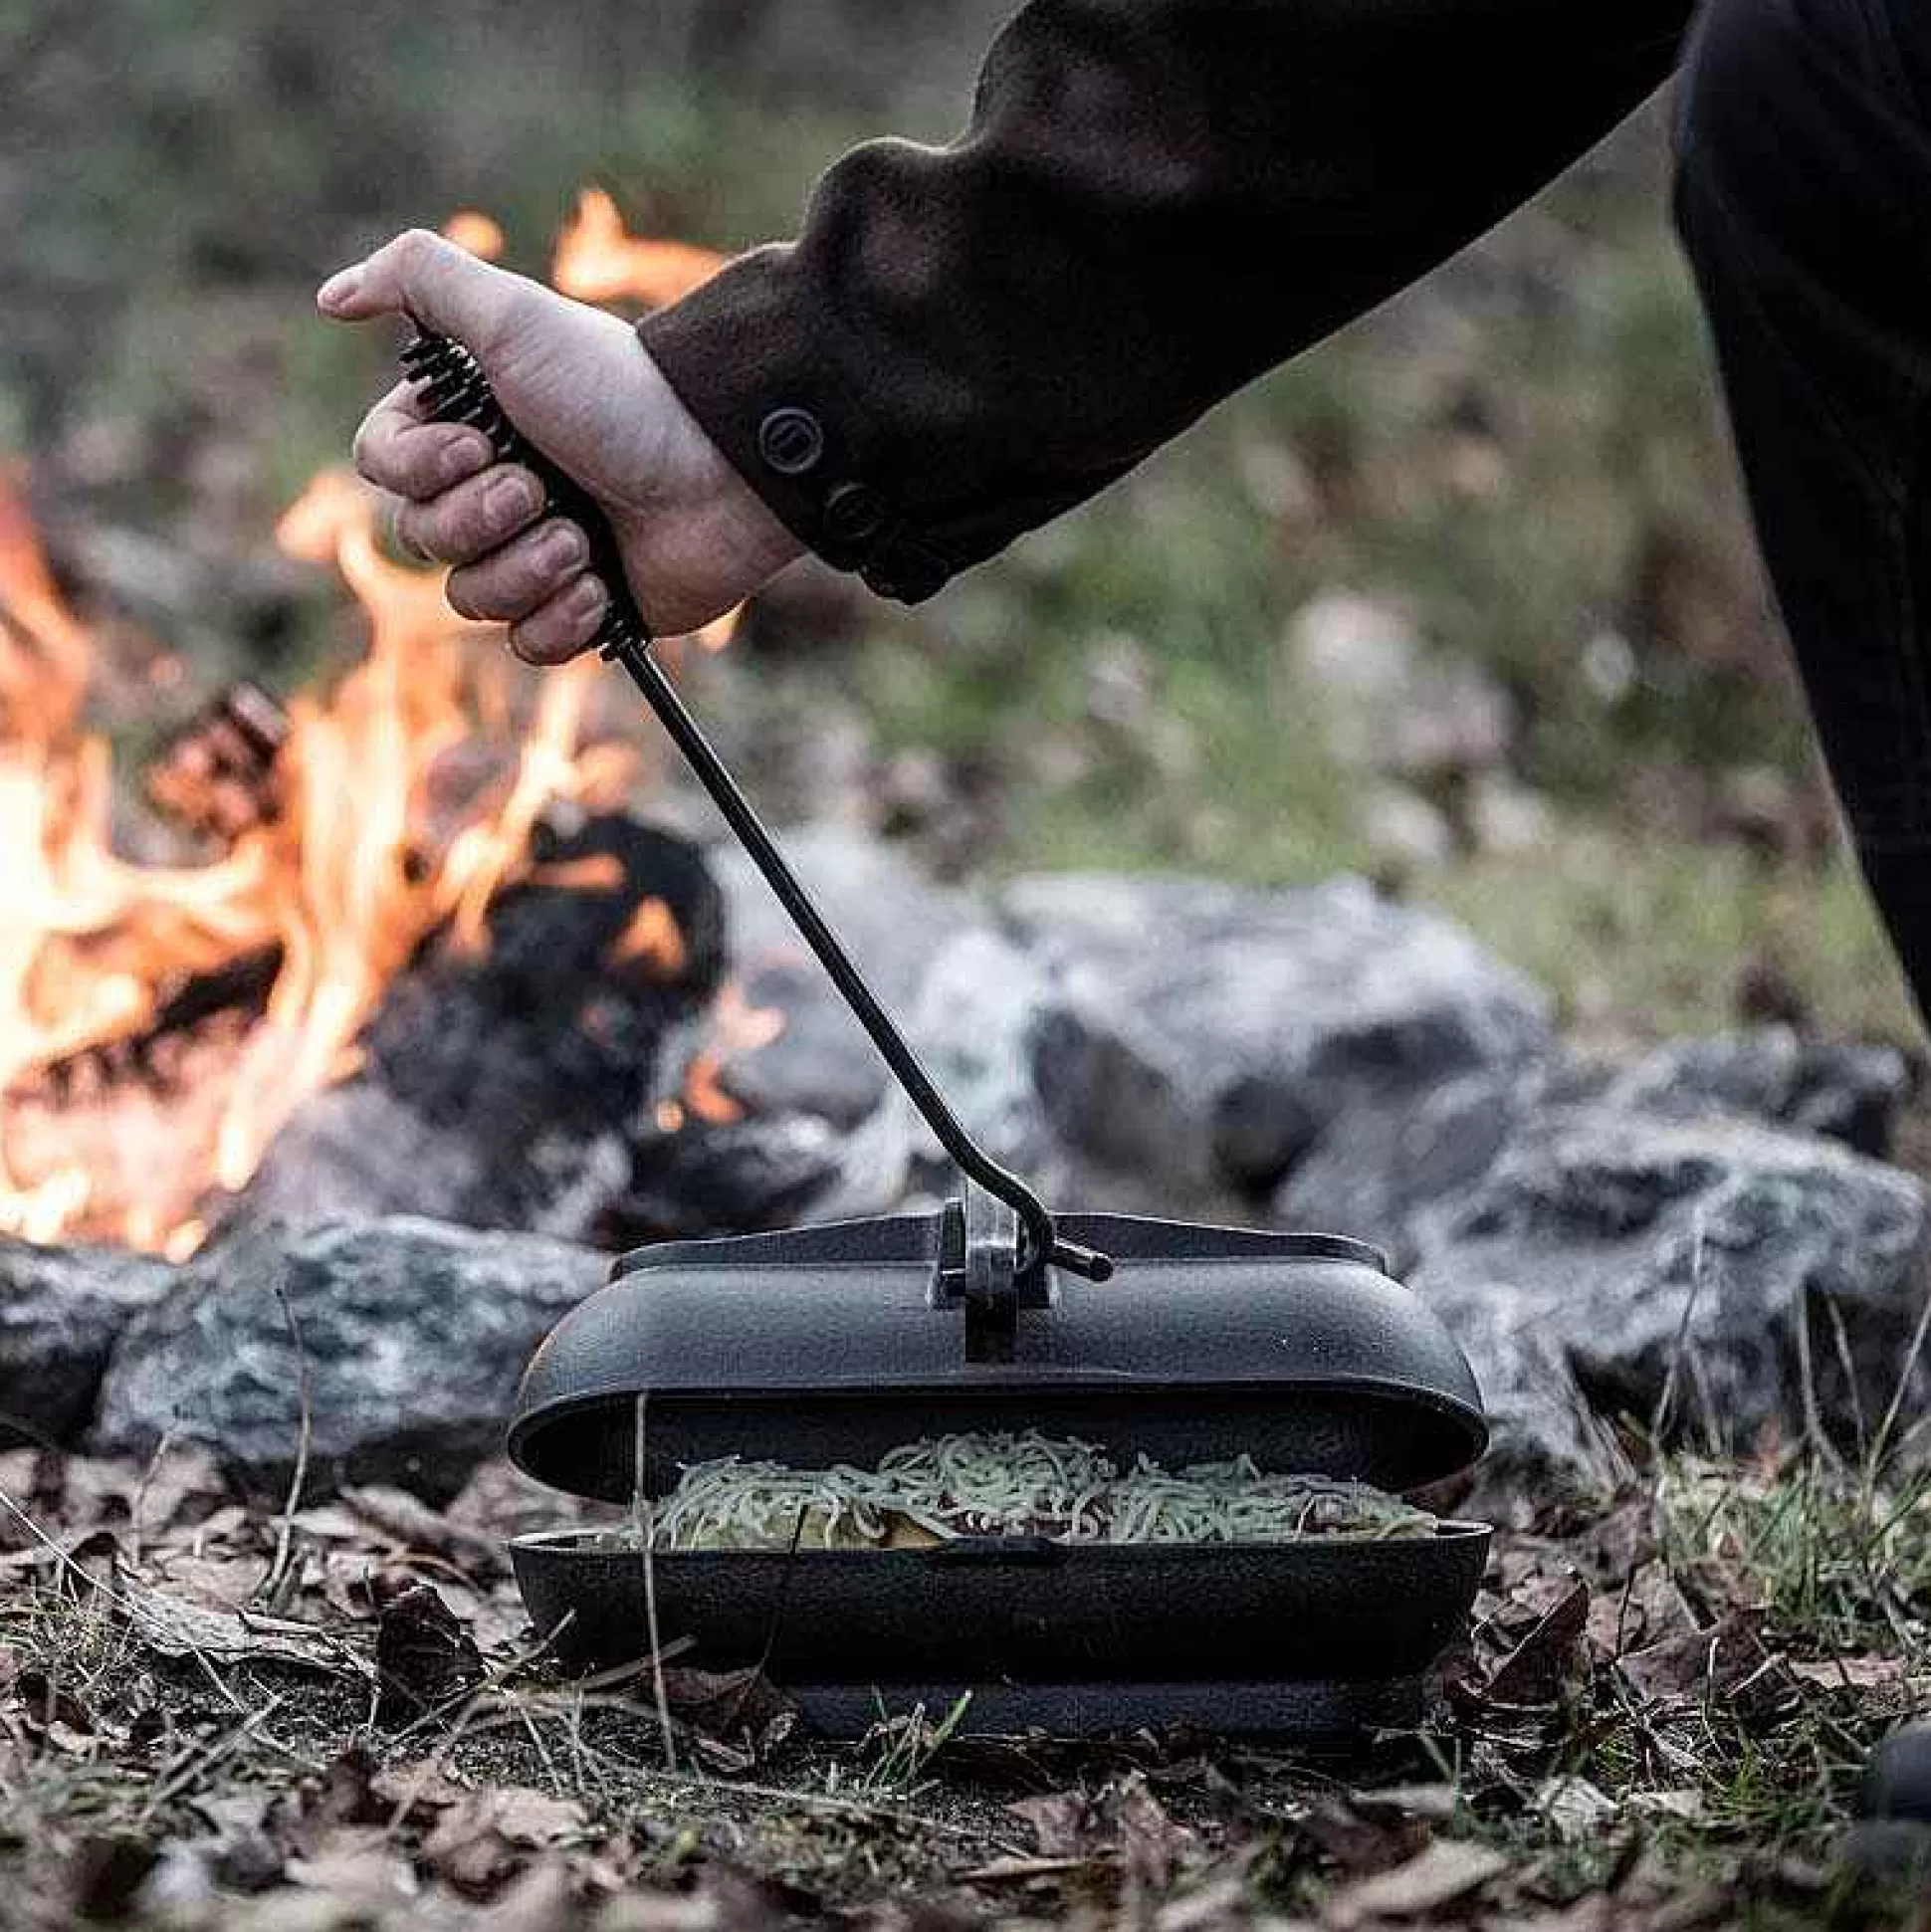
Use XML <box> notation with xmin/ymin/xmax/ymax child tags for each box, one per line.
<box><xmin>643</xmin><ymin>0</ymin><xmax>1691</xmax><ymax>602</ymax></box>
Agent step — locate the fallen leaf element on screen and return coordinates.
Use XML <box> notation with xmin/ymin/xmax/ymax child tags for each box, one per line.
<box><xmin>1486</xmin><ymin>1580</ymin><xmax>1590</xmax><ymax>1706</ymax></box>
<box><xmin>116</xmin><ymin>1567</ymin><xmax>343</xmax><ymax>1670</ymax></box>
<box><xmin>374</xmin><ymin>1579</ymin><xmax>485</xmax><ymax>1724</ymax></box>
<box><xmin>1533</xmin><ymin>1776</ymin><xmax>1617</xmax><ymax>1840</ymax></box>
<box><xmin>1007</xmin><ymin>1792</ymin><xmax>1093</xmax><ymax>1859</ymax></box>
<box><xmin>1626</xmin><ymin>1788</ymin><xmax>1705</xmax><ymax>1824</ymax></box>
<box><xmin>1347</xmin><ymin>1784</ymin><xmax>1459</xmax><ymax>1825</ymax></box>
<box><xmin>1789</xmin><ymin>1655</ymin><xmax>1906</xmax><ymax>1691</ymax></box>
<box><xmin>1115</xmin><ymin>1775</ymin><xmax>1198</xmax><ymax>1892</ymax></box>
<box><xmin>284</xmin><ymin>1825</ymin><xmax>413</xmax><ymax>1902</ymax></box>
<box><xmin>371</xmin><ymin>1757</ymin><xmax>476</xmax><ymax>1816</ymax></box>
<box><xmin>1322</xmin><ymin>1839</ymin><xmax>1510</xmax><ymax>1927</ymax></box>
<box><xmin>422</xmin><ymin>1795</ymin><xmax>524</xmax><ymax>1898</ymax></box>
<box><xmin>491</xmin><ymin>1788</ymin><xmax>591</xmax><ymax>1847</ymax></box>
<box><xmin>341</xmin><ymin>1483</ymin><xmax>508</xmax><ymax>1580</ymax></box>
<box><xmin>659</xmin><ymin>1662</ymin><xmax>794</xmax><ymax>1744</ymax></box>
<box><xmin>296</xmin><ymin>1746</ymin><xmax>386</xmax><ymax>1847</ymax></box>
<box><xmin>1296</xmin><ymin>1795</ymin><xmax>1431</xmax><ymax>1877</ymax></box>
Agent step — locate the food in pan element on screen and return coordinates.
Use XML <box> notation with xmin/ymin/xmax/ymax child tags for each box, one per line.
<box><xmin>623</xmin><ymin>1431</ymin><xmax>1438</xmax><ymax>1551</ymax></box>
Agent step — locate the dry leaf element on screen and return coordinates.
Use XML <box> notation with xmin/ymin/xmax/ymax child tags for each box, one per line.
<box><xmin>371</xmin><ymin>1756</ymin><xmax>477</xmax><ymax>1817</ymax></box>
<box><xmin>116</xmin><ymin>1567</ymin><xmax>343</xmax><ymax>1670</ymax></box>
<box><xmin>1347</xmin><ymin>1784</ymin><xmax>1459</xmax><ymax>1825</ymax></box>
<box><xmin>374</xmin><ymin>1578</ymin><xmax>484</xmax><ymax>1723</ymax></box>
<box><xmin>1486</xmin><ymin>1580</ymin><xmax>1589</xmax><ymax>1706</ymax></box>
<box><xmin>341</xmin><ymin>1483</ymin><xmax>507</xmax><ymax>1580</ymax></box>
<box><xmin>1116</xmin><ymin>1775</ymin><xmax>1198</xmax><ymax>1892</ymax></box>
<box><xmin>1007</xmin><ymin>1792</ymin><xmax>1093</xmax><ymax>1859</ymax></box>
<box><xmin>1789</xmin><ymin>1655</ymin><xmax>1906</xmax><ymax>1691</ymax></box>
<box><xmin>659</xmin><ymin>1662</ymin><xmax>795</xmax><ymax>1743</ymax></box>
<box><xmin>423</xmin><ymin>1796</ymin><xmax>524</xmax><ymax>1897</ymax></box>
<box><xmin>1533</xmin><ymin>1776</ymin><xmax>1617</xmax><ymax>1840</ymax></box>
<box><xmin>491</xmin><ymin>1787</ymin><xmax>591</xmax><ymax>1847</ymax></box>
<box><xmin>1297</xmin><ymin>1795</ymin><xmax>1432</xmax><ymax>1876</ymax></box>
<box><xmin>1322</xmin><ymin>1839</ymin><xmax>1509</xmax><ymax>1927</ymax></box>
<box><xmin>1626</xmin><ymin>1789</ymin><xmax>1705</xmax><ymax>1824</ymax></box>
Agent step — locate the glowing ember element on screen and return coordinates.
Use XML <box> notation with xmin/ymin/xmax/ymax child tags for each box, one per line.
<box><xmin>0</xmin><ymin>190</ymin><xmax>739</xmax><ymax>1252</ymax></box>
<box><xmin>682</xmin><ymin>979</ymin><xmax>787</xmax><ymax>1126</ymax></box>
<box><xmin>609</xmin><ymin>898</ymin><xmax>688</xmax><ymax>975</ymax></box>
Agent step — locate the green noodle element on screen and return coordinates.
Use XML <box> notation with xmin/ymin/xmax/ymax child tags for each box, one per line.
<box><xmin>626</xmin><ymin>1431</ymin><xmax>1436</xmax><ymax>1550</ymax></box>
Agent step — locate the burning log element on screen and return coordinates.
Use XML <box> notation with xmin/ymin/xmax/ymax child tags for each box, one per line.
<box><xmin>143</xmin><ymin>680</ymin><xmax>288</xmax><ymax>842</ymax></box>
<box><xmin>231</xmin><ymin>814</ymin><xmax>724</xmax><ymax>1242</ymax></box>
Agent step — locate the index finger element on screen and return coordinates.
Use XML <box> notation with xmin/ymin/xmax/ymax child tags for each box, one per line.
<box><xmin>351</xmin><ymin>380</ymin><xmax>495</xmax><ymax>499</ymax></box>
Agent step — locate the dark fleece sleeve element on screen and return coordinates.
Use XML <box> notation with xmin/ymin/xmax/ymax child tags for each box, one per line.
<box><xmin>639</xmin><ymin>0</ymin><xmax>1692</xmax><ymax>603</ymax></box>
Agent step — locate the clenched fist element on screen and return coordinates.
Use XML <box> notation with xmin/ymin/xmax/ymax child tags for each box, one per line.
<box><xmin>318</xmin><ymin>229</ymin><xmax>801</xmax><ymax>662</ymax></box>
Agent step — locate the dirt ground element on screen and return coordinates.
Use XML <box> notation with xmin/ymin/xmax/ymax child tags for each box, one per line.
<box><xmin>1</xmin><ymin>1436</ymin><xmax>1927</xmax><ymax>1930</ymax></box>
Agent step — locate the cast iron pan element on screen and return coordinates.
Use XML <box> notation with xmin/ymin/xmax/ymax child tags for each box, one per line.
<box><xmin>404</xmin><ymin>331</ymin><xmax>1494</xmax><ymax>1736</ymax></box>
<box><xmin>505</xmin><ymin>1208</ymin><xmax>1491</xmax><ymax>1735</ymax></box>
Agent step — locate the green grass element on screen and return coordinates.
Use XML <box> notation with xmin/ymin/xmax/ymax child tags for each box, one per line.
<box><xmin>1431</xmin><ymin>836</ymin><xmax>1918</xmax><ymax>1041</ymax></box>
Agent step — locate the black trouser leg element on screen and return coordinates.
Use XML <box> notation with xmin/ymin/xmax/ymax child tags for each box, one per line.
<box><xmin>1676</xmin><ymin>0</ymin><xmax>1931</xmax><ymax>1022</ymax></box>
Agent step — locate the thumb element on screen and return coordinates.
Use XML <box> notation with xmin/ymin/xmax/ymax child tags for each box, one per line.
<box><xmin>317</xmin><ymin>228</ymin><xmax>531</xmax><ymax>353</ymax></box>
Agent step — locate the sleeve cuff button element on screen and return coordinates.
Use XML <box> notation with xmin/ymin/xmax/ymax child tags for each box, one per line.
<box><xmin>757</xmin><ymin>407</ymin><xmax>826</xmax><ymax>477</ymax></box>
<box><xmin>823</xmin><ymin>482</ymin><xmax>888</xmax><ymax>543</ymax></box>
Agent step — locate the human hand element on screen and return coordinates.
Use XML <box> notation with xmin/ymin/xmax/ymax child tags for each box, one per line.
<box><xmin>318</xmin><ymin>229</ymin><xmax>802</xmax><ymax>661</ymax></box>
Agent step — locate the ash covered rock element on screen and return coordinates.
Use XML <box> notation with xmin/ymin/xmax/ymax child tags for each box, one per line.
<box><xmin>95</xmin><ymin>1216</ymin><xmax>605</xmax><ymax>1501</ymax></box>
<box><xmin>604</xmin><ymin>1113</ymin><xmax>848</xmax><ymax>1245</ymax></box>
<box><xmin>1274</xmin><ymin>1063</ymin><xmax>1571</xmax><ymax>1271</ymax></box>
<box><xmin>1277</xmin><ymin>1028</ymin><xmax>1912</xmax><ymax>1268</ymax></box>
<box><xmin>0</xmin><ymin>1240</ymin><xmax>178</xmax><ymax>1449</ymax></box>
<box><xmin>901</xmin><ymin>926</ymin><xmax>1066</xmax><ymax>1187</ymax></box>
<box><xmin>1410</xmin><ymin>1109</ymin><xmax>1931</xmax><ymax>1468</ymax></box>
<box><xmin>1003</xmin><ymin>873</ymin><xmax>1553</xmax><ymax>1204</ymax></box>
<box><xmin>1431</xmin><ymin>1297</ymin><xmax>1621</xmax><ymax>1519</ymax></box>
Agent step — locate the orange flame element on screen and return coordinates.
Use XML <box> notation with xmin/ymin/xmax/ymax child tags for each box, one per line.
<box><xmin>442</xmin><ymin>211</ymin><xmax>507</xmax><ymax>261</ymax></box>
<box><xmin>0</xmin><ymin>465</ymin><xmax>636</xmax><ymax>1244</ymax></box>
<box><xmin>0</xmin><ymin>188</ymin><xmax>749</xmax><ymax>1250</ymax></box>
<box><xmin>551</xmin><ymin>188</ymin><xmax>727</xmax><ymax>311</ymax></box>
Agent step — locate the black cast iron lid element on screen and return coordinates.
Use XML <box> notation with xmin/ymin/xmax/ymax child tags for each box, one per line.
<box><xmin>508</xmin><ymin>1207</ymin><xmax>1487</xmax><ymax>1504</ymax></box>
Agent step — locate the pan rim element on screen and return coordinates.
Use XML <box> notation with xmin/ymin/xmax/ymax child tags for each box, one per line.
<box><xmin>509</xmin><ymin>1519</ymin><xmax>1494</xmax><ymax>1557</ymax></box>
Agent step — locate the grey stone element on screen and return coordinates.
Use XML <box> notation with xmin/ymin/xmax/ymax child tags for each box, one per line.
<box><xmin>1600</xmin><ymin>1027</ymin><xmax>1912</xmax><ymax>1159</ymax></box>
<box><xmin>0</xmin><ymin>1241</ymin><xmax>178</xmax><ymax>1449</ymax></box>
<box><xmin>1274</xmin><ymin>1064</ymin><xmax>1554</xmax><ymax>1267</ymax></box>
<box><xmin>1001</xmin><ymin>873</ymin><xmax>1553</xmax><ymax>1201</ymax></box>
<box><xmin>701</xmin><ymin>823</ymin><xmax>968</xmax><ymax>1126</ymax></box>
<box><xmin>903</xmin><ymin>926</ymin><xmax>1065</xmax><ymax>1182</ymax></box>
<box><xmin>95</xmin><ymin>1217</ymin><xmax>605</xmax><ymax>1502</ymax></box>
<box><xmin>1287</xmin><ymin>591</ymin><xmax>1517</xmax><ymax>778</ymax></box>
<box><xmin>609</xmin><ymin>1113</ymin><xmax>849</xmax><ymax>1243</ymax></box>
<box><xmin>1432</xmin><ymin>1295</ymin><xmax>1620</xmax><ymax>1515</ymax></box>
<box><xmin>1410</xmin><ymin>1108</ymin><xmax>1931</xmax><ymax>1463</ymax></box>
<box><xmin>709</xmin><ymin>822</ymin><xmax>966</xmax><ymax>1002</ymax></box>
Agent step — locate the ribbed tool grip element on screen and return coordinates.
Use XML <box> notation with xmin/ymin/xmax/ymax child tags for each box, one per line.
<box><xmin>399</xmin><ymin>327</ymin><xmax>650</xmax><ymax>657</ymax></box>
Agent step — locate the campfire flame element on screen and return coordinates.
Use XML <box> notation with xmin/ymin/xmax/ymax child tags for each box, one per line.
<box><xmin>0</xmin><ymin>191</ymin><xmax>749</xmax><ymax>1254</ymax></box>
